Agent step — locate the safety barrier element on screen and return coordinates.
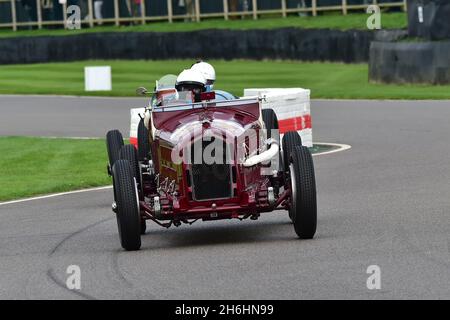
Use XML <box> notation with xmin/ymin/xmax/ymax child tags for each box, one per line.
<box><xmin>244</xmin><ymin>88</ymin><xmax>312</xmax><ymax>148</ymax></box>
<box><xmin>0</xmin><ymin>28</ymin><xmax>381</xmax><ymax>64</ymax></box>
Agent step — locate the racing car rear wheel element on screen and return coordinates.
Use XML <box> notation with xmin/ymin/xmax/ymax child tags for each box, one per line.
<box><xmin>282</xmin><ymin>131</ymin><xmax>302</xmax><ymax>173</ymax></box>
<box><xmin>289</xmin><ymin>146</ymin><xmax>317</xmax><ymax>239</ymax></box>
<box><xmin>262</xmin><ymin>109</ymin><xmax>279</xmax><ymax>139</ymax></box>
<box><xmin>112</xmin><ymin>160</ymin><xmax>142</xmax><ymax>251</ymax></box>
<box><xmin>106</xmin><ymin>130</ymin><xmax>124</xmax><ymax>167</ymax></box>
<box><xmin>119</xmin><ymin>144</ymin><xmax>140</xmax><ymax>186</ymax></box>
<box><xmin>137</xmin><ymin>119</ymin><xmax>151</xmax><ymax>161</ymax></box>
<box><xmin>262</xmin><ymin>108</ymin><xmax>282</xmax><ymax>173</ymax></box>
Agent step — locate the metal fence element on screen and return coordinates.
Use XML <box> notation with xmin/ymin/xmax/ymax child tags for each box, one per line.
<box><xmin>0</xmin><ymin>0</ymin><xmax>406</xmax><ymax>31</ymax></box>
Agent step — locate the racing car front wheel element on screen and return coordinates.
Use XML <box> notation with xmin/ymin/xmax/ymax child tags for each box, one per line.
<box><xmin>289</xmin><ymin>146</ymin><xmax>317</xmax><ymax>239</ymax></box>
<box><xmin>282</xmin><ymin>131</ymin><xmax>302</xmax><ymax>173</ymax></box>
<box><xmin>112</xmin><ymin>160</ymin><xmax>142</xmax><ymax>251</ymax></box>
<box><xmin>119</xmin><ymin>144</ymin><xmax>140</xmax><ymax>187</ymax></box>
<box><xmin>106</xmin><ymin>130</ymin><xmax>124</xmax><ymax>167</ymax></box>
<box><xmin>137</xmin><ymin>119</ymin><xmax>151</xmax><ymax>161</ymax></box>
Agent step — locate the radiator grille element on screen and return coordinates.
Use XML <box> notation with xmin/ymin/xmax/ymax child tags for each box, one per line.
<box><xmin>191</xmin><ymin>163</ymin><xmax>232</xmax><ymax>200</ymax></box>
<box><xmin>190</xmin><ymin>137</ymin><xmax>232</xmax><ymax>201</ymax></box>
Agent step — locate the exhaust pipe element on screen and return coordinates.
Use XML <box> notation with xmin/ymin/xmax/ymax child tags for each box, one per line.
<box><xmin>243</xmin><ymin>139</ymin><xmax>279</xmax><ymax>167</ymax></box>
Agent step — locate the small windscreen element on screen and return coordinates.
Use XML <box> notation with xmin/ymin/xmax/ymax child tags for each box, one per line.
<box><xmin>166</xmin><ymin>91</ymin><xmax>194</xmax><ymax>106</ymax></box>
<box><xmin>156</xmin><ymin>74</ymin><xmax>177</xmax><ymax>91</ymax></box>
<box><xmin>153</xmin><ymin>91</ymin><xmax>195</xmax><ymax>110</ymax></box>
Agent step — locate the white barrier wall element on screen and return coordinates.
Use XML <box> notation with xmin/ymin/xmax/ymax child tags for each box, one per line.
<box><xmin>243</xmin><ymin>88</ymin><xmax>312</xmax><ymax>147</ymax></box>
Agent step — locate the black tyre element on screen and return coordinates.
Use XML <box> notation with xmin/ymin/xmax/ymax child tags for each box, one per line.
<box><xmin>262</xmin><ymin>108</ymin><xmax>279</xmax><ymax>139</ymax></box>
<box><xmin>262</xmin><ymin>108</ymin><xmax>282</xmax><ymax>173</ymax></box>
<box><xmin>119</xmin><ymin>144</ymin><xmax>140</xmax><ymax>185</ymax></box>
<box><xmin>112</xmin><ymin>160</ymin><xmax>141</xmax><ymax>251</ymax></box>
<box><xmin>282</xmin><ymin>131</ymin><xmax>302</xmax><ymax>173</ymax></box>
<box><xmin>289</xmin><ymin>146</ymin><xmax>317</xmax><ymax>239</ymax></box>
<box><xmin>106</xmin><ymin>130</ymin><xmax>124</xmax><ymax>167</ymax></box>
<box><xmin>137</xmin><ymin>119</ymin><xmax>151</xmax><ymax>161</ymax></box>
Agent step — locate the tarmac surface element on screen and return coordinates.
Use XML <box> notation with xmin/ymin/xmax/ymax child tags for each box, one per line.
<box><xmin>0</xmin><ymin>95</ymin><xmax>449</xmax><ymax>299</ymax></box>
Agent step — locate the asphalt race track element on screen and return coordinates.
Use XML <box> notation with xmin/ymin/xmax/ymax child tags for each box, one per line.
<box><xmin>0</xmin><ymin>95</ymin><xmax>146</xmax><ymax>138</ymax></box>
<box><xmin>0</xmin><ymin>95</ymin><xmax>449</xmax><ymax>299</ymax></box>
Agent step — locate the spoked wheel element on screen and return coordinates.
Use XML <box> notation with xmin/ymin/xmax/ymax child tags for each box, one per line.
<box><xmin>112</xmin><ymin>160</ymin><xmax>142</xmax><ymax>251</ymax></box>
<box><xmin>288</xmin><ymin>146</ymin><xmax>317</xmax><ymax>239</ymax></box>
<box><xmin>106</xmin><ymin>130</ymin><xmax>124</xmax><ymax>170</ymax></box>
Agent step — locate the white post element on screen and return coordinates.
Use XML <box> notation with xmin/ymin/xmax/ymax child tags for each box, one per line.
<box><xmin>167</xmin><ymin>0</ymin><xmax>173</xmax><ymax>23</ymax></box>
<box><xmin>63</xmin><ymin>1</ymin><xmax>67</xmax><ymax>28</ymax></box>
<box><xmin>195</xmin><ymin>0</ymin><xmax>200</xmax><ymax>22</ymax></box>
<box><xmin>11</xmin><ymin>0</ymin><xmax>17</xmax><ymax>31</ymax></box>
<box><xmin>312</xmin><ymin>0</ymin><xmax>317</xmax><ymax>16</ymax></box>
<box><xmin>281</xmin><ymin>0</ymin><xmax>287</xmax><ymax>18</ymax></box>
<box><xmin>88</xmin><ymin>0</ymin><xmax>94</xmax><ymax>27</ymax></box>
<box><xmin>141</xmin><ymin>0</ymin><xmax>146</xmax><ymax>24</ymax></box>
<box><xmin>36</xmin><ymin>0</ymin><xmax>42</xmax><ymax>29</ymax></box>
<box><xmin>114</xmin><ymin>0</ymin><xmax>120</xmax><ymax>26</ymax></box>
<box><xmin>223</xmin><ymin>0</ymin><xmax>229</xmax><ymax>20</ymax></box>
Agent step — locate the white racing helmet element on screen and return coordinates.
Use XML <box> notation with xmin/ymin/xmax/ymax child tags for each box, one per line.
<box><xmin>190</xmin><ymin>61</ymin><xmax>216</xmax><ymax>87</ymax></box>
<box><xmin>175</xmin><ymin>69</ymin><xmax>207</xmax><ymax>102</ymax></box>
<box><xmin>175</xmin><ymin>69</ymin><xmax>207</xmax><ymax>92</ymax></box>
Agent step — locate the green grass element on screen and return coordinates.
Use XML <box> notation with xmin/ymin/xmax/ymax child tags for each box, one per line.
<box><xmin>0</xmin><ymin>13</ymin><xmax>407</xmax><ymax>38</ymax></box>
<box><xmin>1</xmin><ymin>59</ymin><xmax>450</xmax><ymax>99</ymax></box>
<box><xmin>0</xmin><ymin>136</ymin><xmax>111</xmax><ymax>201</ymax></box>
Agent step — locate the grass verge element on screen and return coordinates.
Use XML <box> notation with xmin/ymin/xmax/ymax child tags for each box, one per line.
<box><xmin>0</xmin><ymin>13</ymin><xmax>407</xmax><ymax>38</ymax></box>
<box><xmin>1</xmin><ymin>60</ymin><xmax>450</xmax><ymax>99</ymax></box>
<box><xmin>0</xmin><ymin>136</ymin><xmax>110</xmax><ymax>201</ymax></box>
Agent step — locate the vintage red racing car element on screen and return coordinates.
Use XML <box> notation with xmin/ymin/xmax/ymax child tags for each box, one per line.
<box><xmin>106</xmin><ymin>75</ymin><xmax>317</xmax><ymax>251</ymax></box>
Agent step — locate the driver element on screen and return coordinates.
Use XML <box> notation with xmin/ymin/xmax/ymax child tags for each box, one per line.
<box><xmin>190</xmin><ymin>61</ymin><xmax>234</xmax><ymax>101</ymax></box>
<box><xmin>190</xmin><ymin>61</ymin><xmax>216</xmax><ymax>92</ymax></box>
<box><xmin>175</xmin><ymin>69</ymin><xmax>207</xmax><ymax>103</ymax></box>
